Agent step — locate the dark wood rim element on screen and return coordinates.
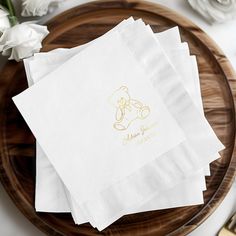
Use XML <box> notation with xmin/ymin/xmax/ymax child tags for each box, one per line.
<box><xmin>0</xmin><ymin>1</ymin><xmax>235</xmax><ymax>235</ymax></box>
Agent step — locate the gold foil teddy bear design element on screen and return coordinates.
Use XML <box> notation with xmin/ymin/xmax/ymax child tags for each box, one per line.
<box><xmin>109</xmin><ymin>86</ymin><xmax>150</xmax><ymax>131</ymax></box>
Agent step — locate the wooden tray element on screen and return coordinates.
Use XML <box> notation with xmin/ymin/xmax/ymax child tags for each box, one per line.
<box><xmin>0</xmin><ymin>1</ymin><xmax>236</xmax><ymax>235</ymax></box>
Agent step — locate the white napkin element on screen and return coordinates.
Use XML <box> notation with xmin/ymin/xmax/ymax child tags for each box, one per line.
<box><xmin>23</xmin><ymin>26</ymin><xmax>208</xmax><ymax>215</ymax></box>
<box><xmin>14</xmin><ymin>19</ymin><xmax>202</xmax><ymax>229</ymax></box>
<box><xmin>15</xmin><ymin>19</ymin><xmax>224</xmax><ymax>230</ymax></box>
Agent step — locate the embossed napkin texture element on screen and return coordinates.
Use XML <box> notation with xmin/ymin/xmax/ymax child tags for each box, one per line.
<box><xmin>16</xmin><ymin>18</ymin><xmax>224</xmax><ymax>230</ymax></box>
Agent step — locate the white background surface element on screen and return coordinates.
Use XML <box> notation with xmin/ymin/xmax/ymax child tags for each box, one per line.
<box><xmin>0</xmin><ymin>0</ymin><xmax>236</xmax><ymax>235</ymax></box>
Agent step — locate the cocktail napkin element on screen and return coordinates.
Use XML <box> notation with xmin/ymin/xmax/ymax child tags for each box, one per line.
<box><xmin>23</xmin><ymin>26</ymin><xmax>207</xmax><ymax>215</ymax></box>
<box><xmin>15</xmin><ymin>19</ymin><xmax>224</xmax><ymax>230</ymax></box>
<box><xmin>21</xmin><ymin>18</ymin><xmax>223</xmax><ymax>230</ymax></box>
<box><xmin>14</xmin><ymin>19</ymin><xmax>203</xmax><ymax>229</ymax></box>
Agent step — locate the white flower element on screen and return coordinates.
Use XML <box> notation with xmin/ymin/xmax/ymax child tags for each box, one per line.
<box><xmin>21</xmin><ymin>0</ymin><xmax>63</xmax><ymax>17</ymax></box>
<box><xmin>188</xmin><ymin>0</ymin><xmax>236</xmax><ymax>23</ymax></box>
<box><xmin>0</xmin><ymin>7</ymin><xmax>10</xmax><ymax>34</ymax></box>
<box><xmin>0</xmin><ymin>22</ymin><xmax>49</xmax><ymax>61</ymax></box>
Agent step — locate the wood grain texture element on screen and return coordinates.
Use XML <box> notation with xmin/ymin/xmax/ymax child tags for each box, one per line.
<box><xmin>0</xmin><ymin>0</ymin><xmax>236</xmax><ymax>235</ymax></box>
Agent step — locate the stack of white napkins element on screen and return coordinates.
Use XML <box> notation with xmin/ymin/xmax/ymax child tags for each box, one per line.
<box><xmin>13</xmin><ymin>18</ymin><xmax>224</xmax><ymax>231</ymax></box>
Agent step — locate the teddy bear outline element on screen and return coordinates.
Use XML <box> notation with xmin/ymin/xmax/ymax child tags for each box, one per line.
<box><xmin>109</xmin><ymin>86</ymin><xmax>150</xmax><ymax>131</ymax></box>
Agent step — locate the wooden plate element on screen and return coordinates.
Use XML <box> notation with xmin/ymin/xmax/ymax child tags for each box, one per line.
<box><xmin>0</xmin><ymin>1</ymin><xmax>236</xmax><ymax>235</ymax></box>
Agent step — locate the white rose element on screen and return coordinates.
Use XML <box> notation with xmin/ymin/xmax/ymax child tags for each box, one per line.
<box><xmin>0</xmin><ymin>7</ymin><xmax>10</xmax><ymax>34</ymax></box>
<box><xmin>188</xmin><ymin>0</ymin><xmax>236</xmax><ymax>23</ymax></box>
<box><xmin>0</xmin><ymin>22</ymin><xmax>49</xmax><ymax>61</ymax></box>
<box><xmin>21</xmin><ymin>0</ymin><xmax>63</xmax><ymax>17</ymax></box>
